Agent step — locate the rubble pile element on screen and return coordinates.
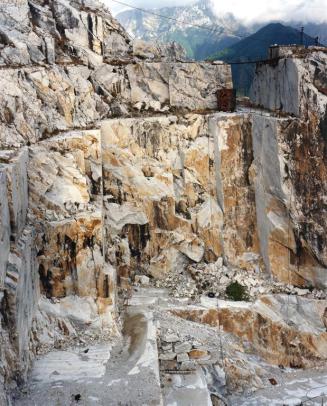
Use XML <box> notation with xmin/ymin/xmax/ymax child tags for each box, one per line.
<box><xmin>153</xmin><ymin>258</ymin><xmax>327</xmax><ymax>301</ymax></box>
<box><xmin>158</xmin><ymin>328</ymin><xmax>211</xmax><ymax>372</ymax></box>
<box><xmin>0</xmin><ymin>0</ymin><xmax>326</xmax><ymax>403</ymax></box>
<box><xmin>155</xmin><ymin>308</ymin><xmax>279</xmax><ymax>400</ymax></box>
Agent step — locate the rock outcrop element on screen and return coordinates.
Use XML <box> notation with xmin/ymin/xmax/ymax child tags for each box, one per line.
<box><xmin>252</xmin><ymin>115</ymin><xmax>327</xmax><ymax>287</ymax></box>
<box><xmin>251</xmin><ymin>48</ymin><xmax>327</xmax><ymax>118</ymax></box>
<box><xmin>251</xmin><ymin>49</ymin><xmax>327</xmax><ymax>287</ymax></box>
<box><xmin>0</xmin><ymin>0</ymin><xmax>326</xmax><ymax>403</ymax></box>
<box><xmin>0</xmin><ymin>0</ymin><xmax>233</xmax><ymax>400</ymax></box>
<box><xmin>101</xmin><ymin>113</ymin><xmax>261</xmax><ymax>283</ymax></box>
<box><xmin>173</xmin><ymin>294</ymin><xmax>327</xmax><ymax>368</ymax></box>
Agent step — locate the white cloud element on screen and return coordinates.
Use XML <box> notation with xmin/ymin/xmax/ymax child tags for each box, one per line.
<box><xmin>106</xmin><ymin>0</ymin><xmax>327</xmax><ymax>23</ymax></box>
<box><xmin>106</xmin><ymin>0</ymin><xmax>192</xmax><ymax>15</ymax></box>
<box><xmin>210</xmin><ymin>0</ymin><xmax>327</xmax><ymax>24</ymax></box>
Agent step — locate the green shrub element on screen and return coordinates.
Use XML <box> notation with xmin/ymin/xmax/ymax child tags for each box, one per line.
<box><xmin>225</xmin><ymin>281</ymin><xmax>249</xmax><ymax>301</ymax></box>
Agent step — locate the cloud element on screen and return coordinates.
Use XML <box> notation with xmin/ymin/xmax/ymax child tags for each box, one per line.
<box><xmin>106</xmin><ymin>0</ymin><xmax>327</xmax><ymax>23</ymax></box>
<box><xmin>209</xmin><ymin>0</ymin><xmax>327</xmax><ymax>24</ymax></box>
<box><xmin>107</xmin><ymin>0</ymin><xmax>192</xmax><ymax>15</ymax></box>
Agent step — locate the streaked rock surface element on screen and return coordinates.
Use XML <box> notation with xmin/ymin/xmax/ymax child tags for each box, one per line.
<box><xmin>101</xmin><ymin>113</ymin><xmax>261</xmax><ymax>282</ymax></box>
<box><xmin>251</xmin><ymin>50</ymin><xmax>327</xmax><ymax>119</ymax></box>
<box><xmin>0</xmin><ymin>0</ymin><xmax>326</xmax><ymax>404</ymax></box>
<box><xmin>173</xmin><ymin>294</ymin><xmax>327</xmax><ymax>367</ymax></box>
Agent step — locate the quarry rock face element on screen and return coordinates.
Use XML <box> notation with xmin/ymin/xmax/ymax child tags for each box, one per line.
<box><xmin>0</xmin><ymin>0</ymin><xmax>326</xmax><ymax>403</ymax></box>
<box><xmin>0</xmin><ymin>1</ymin><xmax>234</xmax><ymax>399</ymax></box>
<box><xmin>213</xmin><ymin>115</ymin><xmax>260</xmax><ymax>269</ymax></box>
<box><xmin>0</xmin><ymin>169</ymin><xmax>10</xmax><ymax>287</ymax></box>
<box><xmin>252</xmin><ymin>115</ymin><xmax>327</xmax><ymax>287</ymax></box>
<box><xmin>0</xmin><ymin>147</ymin><xmax>39</xmax><ymax>394</ymax></box>
<box><xmin>173</xmin><ymin>294</ymin><xmax>327</xmax><ymax>368</ymax></box>
<box><xmin>101</xmin><ymin>115</ymin><xmax>217</xmax><ymax>279</ymax></box>
<box><xmin>101</xmin><ymin>113</ymin><xmax>261</xmax><ymax>282</ymax></box>
<box><xmin>5</xmin><ymin>227</ymin><xmax>39</xmax><ymax>380</ymax></box>
<box><xmin>251</xmin><ymin>50</ymin><xmax>327</xmax><ymax>119</ymax></box>
<box><xmin>132</xmin><ymin>39</ymin><xmax>186</xmax><ymax>61</ymax></box>
<box><xmin>251</xmin><ymin>50</ymin><xmax>327</xmax><ymax>287</ymax></box>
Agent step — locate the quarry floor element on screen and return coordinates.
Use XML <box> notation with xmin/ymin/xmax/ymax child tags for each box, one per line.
<box><xmin>13</xmin><ymin>287</ymin><xmax>327</xmax><ymax>406</ymax></box>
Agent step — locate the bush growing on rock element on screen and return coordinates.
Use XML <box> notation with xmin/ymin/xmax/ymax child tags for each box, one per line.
<box><xmin>225</xmin><ymin>281</ymin><xmax>249</xmax><ymax>301</ymax></box>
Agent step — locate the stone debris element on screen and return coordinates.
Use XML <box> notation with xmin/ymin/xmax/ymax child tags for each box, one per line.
<box><xmin>158</xmin><ymin>326</ymin><xmax>213</xmax><ymax>374</ymax></box>
<box><xmin>159</xmin><ymin>352</ymin><xmax>177</xmax><ymax>361</ymax></box>
<box><xmin>174</xmin><ymin>342</ymin><xmax>192</xmax><ymax>354</ymax></box>
<box><xmin>163</xmin><ymin>332</ymin><xmax>180</xmax><ymax>343</ymax></box>
<box><xmin>189</xmin><ymin>349</ymin><xmax>210</xmax><ymax>360</ymax></box>
<box><xmin>135</xmin><ymin>275</ymin><xmax>150</xmax><ymax>286</ymax></box>
<box><xmin>180</xmin><ymin>360</ymin><xmax>197</xmax><ymax>371</ymax></box>
<box><xmin>155</xmin><ymin>302</ymin><xmax>277</xmax><ymax>400</ymax></box>
<box><xmin>176</xmin><ymin>353</ymin><xmax>189</xmax><ymax>362</ymax></box>
<box><xmin>0</xmin><ymin>0</ymin><xmax>326</xmax><ymax>404</ymax></box>
<box><xmin>153</xmin><ymin>258</ymin><xmax>327</xmax><ymax>301</ymax></box>
<box><xmin>173</xmin><ymin>294</ymin><xmax>327</xmax><ymax>368</ymax></box>
<box><xmin>161</xmin><ymin>342</ymin><xmax>172</xmax><ymax>352</ymax></box>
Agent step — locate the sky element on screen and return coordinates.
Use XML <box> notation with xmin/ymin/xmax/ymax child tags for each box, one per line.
<box><xmin>106</xmin><ymin>0</ymin><xmax>327</xmax><ymax>23</ymax></box>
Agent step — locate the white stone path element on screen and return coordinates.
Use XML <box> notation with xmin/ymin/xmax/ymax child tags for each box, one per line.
<box><xmin>13</xmin><ymin>287</ymin><xmax>327</xmax><ymax>406</ymax></box>
<box><xmin>14</xmin><ymin>299</ymin><xmax>163</xmax><ymax>405</ymax></box>
<box><xmin>229</xmin><ymin>367</ymin><xmax>327</xmax><ymax>405</ymax></box>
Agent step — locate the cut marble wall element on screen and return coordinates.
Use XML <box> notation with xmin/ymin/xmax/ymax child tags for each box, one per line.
<box><xmin>5</xmin><ymin>227</ymin><xmax>39</xmax><ymax>380</ymax></box>
<box><xmin>101</xmin><ymin>113</ymin><xmax>261</xmax><ymax>283</ymax></box>
<box><xmin>27</xmin><ymin>129</ymin><xmax>116</xmax><ymax>334</ymax></box>
<box><xmin>0</xmin><ymin>148</ymin><xmax>28</xmax><ymax>242</ymax></box>
<box><xmin>252</xmin><ymin>114</ymin><xmax>327</xmax><ymax>288</ymax></box>
<box><xmin>251</xmin><ymin>50</ymin><xmax>327</xmax><ymax>119</ymax></box>
<box><xmin>0</xmin><ymin>0</ymin><xmax>326</xmax><ymax>402</ymax></box>
<box><xmin>0</xmin><ymin>169</ymin><xmax>10</xmax><ymax>286</ymax></box>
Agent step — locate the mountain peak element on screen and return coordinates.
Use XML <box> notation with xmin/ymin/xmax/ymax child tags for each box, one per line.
<box><xmin>117</xmin><ymin>1</ymin><xmax>248</xmax><ymax>60</ymax></box>
<box><xmin>262</xmin><ymin>22</ymin><xmax>286</xmax><ymax>30</ymax></box>
<box><xmin>117</xmin><ymin>2</ymin><xmax>325</xmax><ymax>61</ymax></box>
